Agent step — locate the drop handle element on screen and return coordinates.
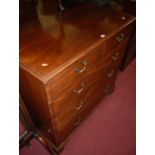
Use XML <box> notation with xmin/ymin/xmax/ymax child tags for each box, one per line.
<box><xmin>116</xmin><ymin>33</ymin><xmax>124</xmax><ymax>42</ymax></box>
<box><xmin>73</xmin><ymin>116</ymin><xmax>82</xmax><ymax>126</ymax></box>
<box><xmin>107</xmin><ymin>69</ymin><xmax>115</xmax><ymax>78</ymax></box>
<box><xmin>74</xmin><ymin>100</ymin><xmax>84</xmax><ymax>111</ymax></box>
<box><xmin>74</xmin><ymin>83</ymin><xmax>85</xmax><ymax>94</ymax></box>
<box><xmin>104</xmin><ymin>85</ymin><xmax>111</xmax><ymax>94</ymax></box>
<box><xmin>104</xmin><ymin>85</ymin><xmax>113</xmax><ymax>94</ymax></box>
<box><xmin>112</xmin><ymin>52</ymin><xmax>120</xmax><ymax>61</ymax></box>
<box><xmin>74</xmin><ymin>60</ymin><xmax>88</xmax><ymax>74</ymax></box>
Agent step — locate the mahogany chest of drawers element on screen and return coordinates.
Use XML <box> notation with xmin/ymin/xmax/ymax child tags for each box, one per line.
<box><xmin>20</xmin><ymin>3</ymin><xmax>135</xmax><ymax>151</ymax></box>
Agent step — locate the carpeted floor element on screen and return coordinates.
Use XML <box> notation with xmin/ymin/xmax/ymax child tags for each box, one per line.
<box><xmin>20</xmin><ymin>59</ymin><xmax>136</xmax><ymax>155</ymax></box>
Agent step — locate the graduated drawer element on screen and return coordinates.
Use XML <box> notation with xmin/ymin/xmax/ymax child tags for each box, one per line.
<box><xmin>106</xmin><ymin>25</ymin><xmax>133</xmax><ymax>52</ymax></box>
<box><xmin>53</xmin><ymin>67</ymin><xmax>118</xmax><ymax>144</ymax></box>
<box><xmin>55</xmin><ymin>112</ymin><xmax>85</xmax><ymax>144</ymax></box>
<box><xmin>49</xmin><ymin>43</ymin><xmax>106</xmax><ymax>100</ymax></box>
<box><xmin>52</xmin><ymin>65</ymin><xmax>118</xmax><ymax>121</ymax></box>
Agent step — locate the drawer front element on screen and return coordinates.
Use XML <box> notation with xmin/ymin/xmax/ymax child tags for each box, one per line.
<box><xmin>49</xmin><ymin>43</ymin><xmax>106</xmax><ymax>100</ymax></box>
<box><xmin>53</xmin><ymin>67</ymin><xmax>118</xmax><ymax>144</ymax></box>
<box><xmin>51</xmin><ymin>83</ymin><xmax>87</xmax><ymax>134</ymax></box>
<box><xmin>105</xmin><ymin>25</ymin><xmax>132</xmax><ymax>53</ymax></box>
<box><xmin>55</xmin><ymin>113</ymin><xmax>84</xmax><ymax>144</ymax></box>
<box><xmin>81</xmin><ymin>67</ymin><xmax>117</xmax><ymax>110</ymax></box>
<box><xmin>51</xmin><ymin>83</ymin><xmax>86</xmax><ymax>121</ymax></box>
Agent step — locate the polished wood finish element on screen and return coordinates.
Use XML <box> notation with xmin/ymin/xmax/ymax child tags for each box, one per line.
<box><xmin>20</xmin><ymin>4</ymin><xmax>134</xmax><ymax>80</ymax></box>
<box><xmin>105</xmin><ymin>24</ymin><xmax>132</xmax><ymax>52</ymax></box>
<box><xmin>20</xmin><ymin>2</ymin><xmax>135</xmax><ymax>151</ymax></box>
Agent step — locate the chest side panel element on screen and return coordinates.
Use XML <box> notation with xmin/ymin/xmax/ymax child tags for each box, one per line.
<box><xmin>19</xmin><ymin>67</ymin><xmax>57</xmax><ymax>144</ymax></box>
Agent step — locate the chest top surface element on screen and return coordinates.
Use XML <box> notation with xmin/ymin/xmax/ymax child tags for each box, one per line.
<box><xmin>20</xmin><ymin>3</ymin><xmax>135</xmax><ymax>81</ymax></box>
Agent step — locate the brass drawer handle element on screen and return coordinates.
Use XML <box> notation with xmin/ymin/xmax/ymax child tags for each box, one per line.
<box><xmin>107</xmin><ymin>69</ymin><xmax>115</xmax><ymax>78</ymax></box>
<box><xmin>74</xmin><ymin>83</ymin><xmax>85</xmax><ymax>94</ymax></box>
<box><xmin>74</xmin><ymin>60</ymin><xmax>88</xmax><ymax>74</ymax></box>
<box><xmin>73</xmin><ymin>116</ymin><xmax>82</xmax><ymax>126</ymax></box>
<box><xmin>112</xmin><ymin>52</ymin><xmax>120</xmax><ymax>61</ymax></box>
<box><xmin>104</xmin><ymin>85</ymin><xmax>111</xmax><ymax>94</ymax></box>
<box><xmin>104</xmin><ymin>85</ymin><xmax>114</xmax><ymax>94</ymax></box>
<box><xmin>74</xmin><ymin>100</ymin><xmax>84</xmax><ymax>111</ymax></box>
<box><xmin>116</xmin><ymin>33</ymin><xmax>124</xmax><ymax>42</ymax></box>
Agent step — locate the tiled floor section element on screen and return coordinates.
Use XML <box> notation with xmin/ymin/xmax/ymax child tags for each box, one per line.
<box><xmin>20</xmin><ymin>59</ymin><xmax>136</xmax><ymax>155</ymax></box>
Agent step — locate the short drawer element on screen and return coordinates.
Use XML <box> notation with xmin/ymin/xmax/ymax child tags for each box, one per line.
<box><xmin>105</xmin><ymin>25</ymin><xmax>132</xmax><ymax>53</ymax></box>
